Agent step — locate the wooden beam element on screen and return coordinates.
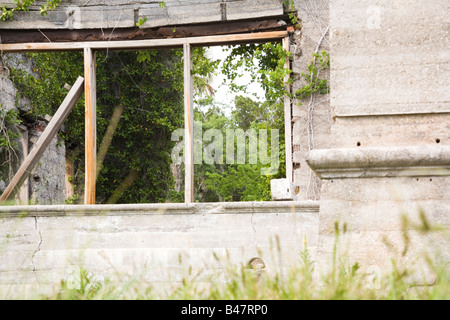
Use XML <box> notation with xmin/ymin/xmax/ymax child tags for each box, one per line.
<box><xmin>0</xmin><ymin>31</ymin><xmax>288</xmax><ymax>53</ymax></box>
<box><xmin>0</xmin><ymin>77</ymin><xmax>85</xmax><ymax>204</ymax></box>
<box><xmin>84</xmin><ymin>47</ymin><xmax>97</xmax><ymax>205</ymax></box>
<box><xmin>184</xmin><ymin>43</ymin><xmax>194</xmax><ymax>204</ymax></box>
<box><xmin>283</xmin><ymin>36</ymin><xmax>293</xmax><ymax>183</ymax></box>
<box><xmin>0</xmin><ymin>18</ymin><xmax>288</xmax><ymax>44</ymax></box>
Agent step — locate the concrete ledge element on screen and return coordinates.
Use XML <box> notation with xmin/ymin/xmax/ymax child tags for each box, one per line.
<box><xmin>0</xmin><ymin>201</ymin><xmax>319</xmax><ymax>218</ymax></box>
<box><xmin>306</xmin><ymin>146</ymin><xmax>450</xmax><ymax>179</ymax></box>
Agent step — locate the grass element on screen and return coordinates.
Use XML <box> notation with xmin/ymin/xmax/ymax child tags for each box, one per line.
<box><xmin>34</xmin><ymin>239</ymin><xmax>449</xmax><ymax>300</ymax></box>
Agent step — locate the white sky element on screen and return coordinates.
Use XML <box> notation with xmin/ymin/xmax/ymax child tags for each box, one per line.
<box><xmin>200</xmin><ymin>46</ymin><xmax>265</xmax><ymax>115</ymax></box>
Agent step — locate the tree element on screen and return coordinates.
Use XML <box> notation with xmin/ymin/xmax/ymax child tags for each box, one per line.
<box><xmin>192</xmin><ymin>42</ymin><xmax>290</xmax><ymax>202</ymax></box>
<box><xmin>10</xmin><ymin>49</ymin><xmax>186</xmax><ymax>204</ymax></box>
<box><xmin>232</xmin><ymin>96</ymin><xmax>268</xmax><ymax>131</ymax></box>
<box><xmin>9</xmin><ymin>41</ymin><xmax>289</xmax><ymax>204</ymax></box>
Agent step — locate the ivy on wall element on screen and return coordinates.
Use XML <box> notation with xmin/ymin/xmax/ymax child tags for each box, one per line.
<box><xmin>10</xmin><ymin>49</ymin><xmax>185</xmax><ymax>204</ymax></box>
<box><xmin>0</xmin><ymin>107</ymin><xmax>21</xmax><ymax>184</ymax></box>
<box><xmin>1</xmin><ymin>0</ymin><xmax>62</xmax><ymax>21</ymax></box>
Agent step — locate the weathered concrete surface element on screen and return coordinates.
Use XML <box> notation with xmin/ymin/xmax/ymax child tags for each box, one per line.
<box><xmin>331</xmin><ymin>114</ymin><xmax>450</xmax><ymax>149</ymax></box>
<box><xmin>304</xmin><ymin>0</ymin><xmax>450</xmax><ymax>279</ymax></box>
<box><xmin>0</xmin><ymin>0</ymin><xmax>285</xmax><ymax>30</ymax></box>
<box><xmin>0</xmin><ymin>0</ymin><xmax>448</xmax><ymax>293</ymax></box>
<box><xmin>331</xmin><ymin>0</ymin><xmax>449</xmax><ymax>114</ymax></box>
<box><xmin>0</xmin><ymin>54</ymin><xmax>67</xmax><ymax>205</ymax></box>
<box><xmin>270</xmin><ymin>178</ymin><xmax>295</xmax><ymax>200</ymax></box>
<box><xmin>291</xmin><ymin>0</ymin><xmax>331</xmax><ymax>201</ymax></box>
<box><xmin>314</xmin><ymin>174</ymin><xmax>450</xmax><ymax>281</ymax></box>
<box><xmin>0</xmin><ymin>201</ymin><xmax>319</xmax><ymax>298</ymax></box>
<box><xmin>306</xmin><ymin>146</ymin><xmax>450</xmax><ymax>178</ymax></box>
<box><xmin>28</xmin><ymin>125</ymin><xmax>66</xmax><ymax>205</ymax></box>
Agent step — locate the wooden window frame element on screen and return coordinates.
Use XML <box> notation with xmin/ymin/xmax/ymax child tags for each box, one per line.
<box><xmin>0</xmin><ymin>31</ymin><xmax>291</xmax><ymax>204</ymax></box>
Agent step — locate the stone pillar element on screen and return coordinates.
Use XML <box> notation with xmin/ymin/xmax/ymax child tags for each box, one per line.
<box><xmin>306</xmin><ymin>0</ymin><xmax>450</xmax><ymax>280</ymax></box>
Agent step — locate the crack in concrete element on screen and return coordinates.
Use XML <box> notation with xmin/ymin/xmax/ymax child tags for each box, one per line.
<box><xmin>31</xmin><ymin>216</ymin><xmax>42</xmax><ymax>278</ymax></box>
<box><xmin>250</xmin><ymin>202</ymin><xmax>258</xmax><ymax>249</ymax></box>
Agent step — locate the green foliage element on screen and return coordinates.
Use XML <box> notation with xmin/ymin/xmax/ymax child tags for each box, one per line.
<box><xmin>192</xmin><ymin>47</ymin><xmax>220</xmax><ymax>99</ymax></box>
<box><xmin>0</xmin><ymin>0</ymin><xmax>63</xmax><ymax>21</ymax></box>
<box><xmin>8</xmin><ymin>40</ymin><xmax>288</xmax><ymax>204</ymax></box>
<box><xmin>0</xmin><ymin>107</ymin><xmax>21</xmax><ymax>150</ymax></box>
<box><xmin>95</xmin><ymin>50</ymin><xmax>185</xmax><ymax>204</ymax></box>
<box><xmin>231</xmin><ymin>96</ymin><xmax>267</xmax><ymax>131</ymax></box>
<box><xmin>221</xmin><ymin>42</ymin><xmax>292</xmax><ymax>103</ymax></box>
<box><xmin>47</xmin><ymin>268</ymin><xmax>103</xmax><ymax>300</ymax></box>
<box><xmin>205</xmin><ymin>164</ymin><xmax>272</xmax><ymax>202</ymax></box>
<box><xmin>194</xmin><ymin>96</ymin><xmax>285</xmax><ymax>202</ymax></box>
<box><xmin>39</xmin><ymin>0</ymin><xmax>62</xmax><ymax>16</ymax></box>
<box><xmin>0</xmin><ymin>107</ymin><xmax>21</xmax><ymax>183</ymax></box>
<box><xmin>136</xmin><ymin>17</ymin><xmax>147</xmax><ymax>27</ymax></box>
<box><xmin>294</xmin><ymin>50</ymin><xmax>330</xmax><ymax>100</ymax></box>
<box><xmin>192</xmin><ymin>43</ymin><xmax>289</xmax><ymax>202</ymax></box>
<box><xmin>283</xmin><ymin>0</ymin><xmax>301</xmax><ymax>29</ymax></box>
<box><xmin>11</xmin><ymin>49</ymin><xmax>185</xmax><ymax>204</ymax></box>
<box><xmin>10</xmin><ymin>52</ymin><xmax>84</xmax><ymax>121</ymax></box>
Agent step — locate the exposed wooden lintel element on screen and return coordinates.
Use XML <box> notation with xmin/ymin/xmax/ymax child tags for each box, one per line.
<box><xmin>0</xmin><ymin>18</ymin><xmax>290</xmax><ymax>45</ymax></box>
<box><xmin>0</xmin><ymin>30</ymin><xmax>288</xmax><ymax>52</ymax></box>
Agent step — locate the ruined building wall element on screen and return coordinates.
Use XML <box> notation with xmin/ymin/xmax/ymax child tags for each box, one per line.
<box><xmin>0</xmin><ymin>0</ymin><xmax>448</xmax><ymax>293</ymax></box>
<box><xmin>0</xmin><ymin>54</ymin><xmax>66</xmax><ymax>205</ymax></box>
<box><xmin>0</xmin><ymin>0</ymin><xmax>285</xmax><ymax>31</ymax></box>
<box><xmin>307</xmin><ymin>0</ymin><xmax>450</xmax><ymax>277</ymax></box>
<box><xmin>290</xmin><ymin>0</ymin><xmax>331</xmax><ymax>200</ymax></box>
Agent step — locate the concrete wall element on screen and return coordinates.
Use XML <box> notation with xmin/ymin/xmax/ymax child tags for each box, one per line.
<box><xmin>1</xmin><ymin>0</ymin><xmax>449</xmax><ymax>294</ymax></box>
<box><xmin>0</xmin><ymin>201</ymin><xmax>319</xmax><ymax>298</ymax></box>
<box><xmin>0</xmin><ymin>0</ymin><xmax>284</xmax><ymax>30</ymax></box>
<box><xmin>290</xmin><ymin>0</ymin><xmax>331</xmax><ymax>201</ymax></box>
<box><xmin>0</xmin><ymin>54</ymin><xmax>67</xmax><ymax>205</ymax></box>
<box><xmin>306</xmin><ymin>0</ymin><xmax>450</xmax><ymax>278</ymax></box>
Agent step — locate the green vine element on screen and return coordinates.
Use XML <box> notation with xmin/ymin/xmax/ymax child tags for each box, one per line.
<box><xmin>39</xmin><ymin>0</ymin><xmax>62</xmax><ymax>16</ymax></box>
<box><xmin>283</xmin><ymin>0</ymin><xmax>301</xmax><ymax>29</ymax></box>
<box><xmin>136</xmin><ymin>1</ymin><xmax>165</xmax><ymax>27</ymax></box>
<box><xmin>1</xmin><ymin>0</ymin><xmax>64</xmax><ymax>21</ymax></box>
<box><xmin>0</xmin><ymin>106</ymin><xmax>21</xmax><ymax>183</ymax></box>
<box><xmin>221</xmin><ymin>42</ymin><xmax>292</xmax><ymax>102</ymax></box>
<box><xmin>294</xmin><ymin>50</ymin><xmax>330</xmax><ymax>101</ymax></box>
<box><xmin>0</xmin><ymin>107</ymin><xmax>21</xmax><ymax>150</ymax></box>
<box><xmin>136</xmin><ymin>17</ymin><xmax>147</xmax><ymax>27</ymax></box>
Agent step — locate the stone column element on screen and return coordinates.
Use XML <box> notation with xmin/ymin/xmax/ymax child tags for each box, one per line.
<box><xmin>306</xmin><ymin>0</ymin><xmax>450</xmax><ymax>280</ymax></box>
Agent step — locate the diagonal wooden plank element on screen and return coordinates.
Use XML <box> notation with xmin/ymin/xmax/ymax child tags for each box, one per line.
<box><xmin>0</xmin><ymin>76</ymin><xmax>85</xmax><ymax>204</ymax></box>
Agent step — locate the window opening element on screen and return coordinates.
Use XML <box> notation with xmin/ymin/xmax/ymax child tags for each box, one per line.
<box><xmin>0</xmin><ymin>32</ymin><xmax>291</xmax><ymax>205</ymax></box>
<box><xmin>191</xmin><ymin>43</ymin><xmax>290</xmax><ymax>202</ymax></box>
